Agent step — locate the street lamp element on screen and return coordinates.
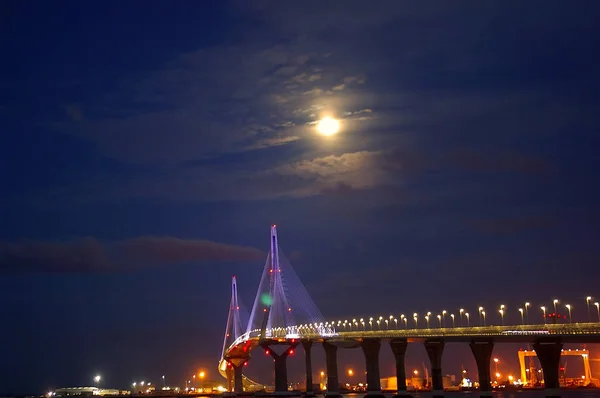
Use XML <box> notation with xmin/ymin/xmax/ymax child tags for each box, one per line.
<box><xmin>478</xmin><ymin>306</ymin><xmax>484</xmax><ymax>325</ymax></box>
<box><xmin>553</xmin><ymin>299</ymin><xmax>559</xmax><ymax>323</ymax></box>
<box><xmin>499</xmin><ymin>309</ymin><xmax>504</xmax><ymax>325</ymax></box>
<box><xmin>586</xmin><ymin>297</ymin><xmax>592</xmax><ymax>321</ymax></box>
<box><xmin>595</xmin><ymin>302</ymin><xmax>600</xmax><ymax>322</ymax></box>
<box><xmin>450</xmin><ymin>313</ymin><xmax>455</xmax><ymax>328</ymax></box>
<box><xmin>199</xmin><ymin>371</ymin><xmax>205</xmax><ymax>392</ymax></box>
<box><xmin>459</xmin><ymin>309</ymin><xmax>464</xmax><ymax>326</ymax></box>
<box><xmin>525</xmin><ymin>302</ymin><xmax>530</xmax><ymax>323</ymax></box>
<box><xmin>465</xmin><ymin>312</ymin><xmax>470</xmax><ymax>327</ymax></box>
<box><xmin>94</xmin><ymin>375</ymin><xmax>101</xmax><ymax>388</ymax></box>
<box><xmin>519</xmin><ymin>308</ymin><xmax>524</xmax><ymax>325</ymax></box>
<box><xmin>541</xmin><ymin>306</ymin><xmax>547</xmax><ymax>324</ymax></box>
<box><xmin>565</xmin><ymin>304</ymin><xmax>572</xmax><ymax>323</ymax></box>
<box><xmin>494</xmin><ymin>358</ymin><xmax>499</xmax><ymax>374</ymax></box>
<box><xmin>162</xmin><ymin>375</ymin><xmax>165</xmax><ymax>388</ymax></box>
<box><xmin>442</xmin><ymin>310</ymin><xmax>447</xmax><ymax>327</ymax></box>
<box><xmin>425</xmin><ymin>315</ymin><xmax>430</xmax><ymax>328</ymax></box>
<box><xmin>394</xmin><ymin>318</ymin><xmax>398</xmax><ymax>329</ymax></box>
<box><xmin>437</xmin><ymin>314</ymin><xmax>442</xmax><ymax>328</ymax></box>
<box><xmin>481</xmin><ymin>311</ymin><xmax>486</xmax><ymax>326</ymax></box>
<box><xmin>413</xmin><ymin>313</ymin><xmax>418</xmax><ymax>328</ymax></box>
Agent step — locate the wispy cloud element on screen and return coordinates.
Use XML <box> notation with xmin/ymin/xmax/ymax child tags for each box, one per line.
<box><xmin>0</xmin><ymin>237</ymin><xmax>264</xmax><ymax>274</ymax></box>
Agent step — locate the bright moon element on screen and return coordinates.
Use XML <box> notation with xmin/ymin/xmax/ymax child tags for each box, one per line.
<box><xmin>317</xmin><ymin>117</ymin><xmax>340</xmax><ymax>136</ymax></box>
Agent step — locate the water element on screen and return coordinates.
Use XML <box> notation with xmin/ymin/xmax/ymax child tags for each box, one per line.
<box><xmin>340</xmin><ymin>392</ymin><xmax>600</xmax><ymax>398</ymax></box>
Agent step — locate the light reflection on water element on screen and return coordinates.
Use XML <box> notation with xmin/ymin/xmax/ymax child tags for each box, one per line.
<box><xmin>338</xmin><ymin>392</ymin><xmax>599</xmax><ymax>398</ymax></box>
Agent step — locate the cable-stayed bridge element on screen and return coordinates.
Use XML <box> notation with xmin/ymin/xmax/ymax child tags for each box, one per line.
<box><xmin>219</xmin><ymin>226</ymin><xmax>600</xmax><ymax>398</ymax></box>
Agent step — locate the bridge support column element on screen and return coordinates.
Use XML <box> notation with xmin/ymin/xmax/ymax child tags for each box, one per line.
<box><xmin>533</xmin><ymin>339</ymin><xmax>563</xmax><ymax>398</ymax></box>
<box><xmin>424</xmin><ymin>340</ymin><xmax>445</xmax><ymax>398</ymax></box>
<box><xmin>469</xmin><ymin>340</ymin><xmax>493</xmax><ymax>397</ymax></box>
<box><xmin>226</xmin><ymin>361</ymin><xmax>245</xmax><ymax>394</ymax></box>
<box><xmin>361</xmin><ymin>338</ymin><xmax>385</xmax><ymax>398</ymax></box>
<box><xmin>390</xmin><ymin>339</ymin><xmax>411</xmax><ymax>398</ymax></box>
<box><xmin>323</xmin><ymin>341</ymin><xmax>342</xmax><ymax>398</ymax></box>
<box><xmin>262</xmin><ymin>344</ymin><xmax>298</xmax><ymax>394</ymax></box>
<box><xmin>302</xmin><ymin>340</ymin><xmax>315</xmax><ymax>397</ymax></box>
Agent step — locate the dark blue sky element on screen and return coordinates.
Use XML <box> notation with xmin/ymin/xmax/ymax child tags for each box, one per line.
<box><xmin>2</xmin><ymin>0</ymin><xmax>600</xmax><ymax>393</ymax></box>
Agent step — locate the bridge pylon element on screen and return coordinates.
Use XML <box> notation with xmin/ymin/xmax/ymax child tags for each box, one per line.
<box><xmin>221</xmin><ymin>276</ymin><xmax>244</xmax><ymax>358</ymax></box>
<box><xmin>247</xmin><ymin>225</ymin><xmax>327</xmax><ymax>339</ymax></box>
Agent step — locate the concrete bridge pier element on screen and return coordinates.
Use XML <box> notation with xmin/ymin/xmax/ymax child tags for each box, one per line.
<box><xmin>302</xmin><ymin>340</ymin><xmax>315</xmax><ymax>397</ymax></box>
<box><xmin>390</xmin><ymin>339</ymin><xmax>411</xmax><ymax>398</ymax></box>
<box><xmin>469</xmin><ymin>340</ymin><xmax>493</xmax><ymax>397</ymax></box>
<box><xmin>361</xmin><ymin>338</ymin><xmax>385</xmax><ymax>398</ymax></box>
<box><xmin>424</xmin><ymin>340</ymin><xmax>445</xmax><ymax>398</ymax></box>
<box><xmin>262</xmin><ymin>343</ymin><xmax>298</xmax><ymax>394</ymax></box>
<box><xmin>533</xmin><ymin>339</ymin><xmax>563</xmax><ymax>398</ymax></box>
<box><xmin>225</xmin><ymin>360</ymin><xmax>245</xmax><ymax>394</ymax></box>
<box><xmin>323</xmin><ymin>341</ymin><xmax>342</xmax><ymax>398</ymax></box>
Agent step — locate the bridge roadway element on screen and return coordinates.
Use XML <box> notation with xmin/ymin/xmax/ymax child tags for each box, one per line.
<box><xmin>222</xmin><ymin>322</ymin><xmax>600</xmax><ymax>398</ymax></box>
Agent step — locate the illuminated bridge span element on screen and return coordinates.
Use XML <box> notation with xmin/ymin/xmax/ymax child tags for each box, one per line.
<box><xmin>219</xmin><ymin>226</ymin><xmax>600</xmax><ymax>398</ymax></box>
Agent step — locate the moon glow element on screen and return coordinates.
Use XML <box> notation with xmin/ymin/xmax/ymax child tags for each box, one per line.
<box><xmin>316</xmin><ymin>117</ymin><xmax>340</xmax><ymax>136</ymax></box>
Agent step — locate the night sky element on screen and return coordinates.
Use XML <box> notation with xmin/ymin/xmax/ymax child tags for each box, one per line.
<box><xmin>2</xmin><ymin>1</ymin><xmax>600</xmax><ymax>394</ymax></box>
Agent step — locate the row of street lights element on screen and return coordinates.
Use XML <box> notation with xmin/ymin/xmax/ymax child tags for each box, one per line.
<box><xmin>334</xmin><ymin>296</ymin><xmax>600</xmax><ymax>330</ymax></box>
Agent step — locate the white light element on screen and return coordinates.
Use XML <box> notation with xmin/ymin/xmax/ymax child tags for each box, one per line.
<box><xmin>316</xmin><ymin>117</ymin><xmax>340</xmax><ymax>136</ymax></box>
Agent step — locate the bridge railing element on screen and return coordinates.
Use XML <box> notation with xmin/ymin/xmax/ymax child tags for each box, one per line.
<box><xmin>335</xmin><ymin>322</ymin><xmax>600</xmax><ymax>338</ymax></box>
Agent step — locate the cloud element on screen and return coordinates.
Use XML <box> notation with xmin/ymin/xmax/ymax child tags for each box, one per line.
<box><xmin>0</xmin><ymin>237</ymin><xmax>264</xmax><ymax>274</ymax></box>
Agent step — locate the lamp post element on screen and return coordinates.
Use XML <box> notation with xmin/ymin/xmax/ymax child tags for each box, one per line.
<box><xmin>553</xmin><ymin>299</ymin><xmax>559</xmax><ymax>323</ymax></box>
<box><xmin>465</xmin><ymin>312</ymin><xmax>470</xmax><ymax>327</ymax></box>
<box><xmin>413</xmin><ymin>313</ymin><xmax>418</xmax><ymax>328</ymax></box>
<box><xmin>199</xmin><ymin>371</ymin><xmax>205</xmax><ymax>392</ymax></box>
<box><xmin>478</xmin><ymin>307</ymin><xmax>484</xmax><ymax>326</ymax></box>
<box><xmin>565</xmin><ymin>304</ymin><xmax>572</xmax><ymax>323</ymax></box>
<box><xmin>596</xmin><ymin>302</ymin><xmax>600</xmax><ymax>322</ymax></box>
<box><xmin>94</xmin><ymin>375</ymin><xmax>101</xmax><ymax>388</ymax></box>
<box><xmin>425</xmin><ymin>315</ymin><xmax>430</xmax><ymax>329</ymax></box>
<box><xmin>162</xmin><ymin>375</ymin><xmax>165</xmax><ymax>389</ymax></box>
<box><xmin>525</xmin><ymin>302</ymin><xmax>530</xmax><ymax>323</ymax></box>
<box><xmin>586</xmin><ymin>297</ymin><xmax>592</xmax><ymax>322</ymax></box>
<box><xmin>481</xmin><ymin>311</ymin><xmax>486</xmax><ymax>326</ymax></box>
<box><xmin>499</xmin><ymin>309</ymin><xmax>504</xmax><ymax>325</ymax></box>
<box><xmin>494</xmin><ymin>358</ymin><xmax>499</xmax><ymax>375</ymax></box>
<box><xmin>459</xmin><ymin>308</ymin><xmax>464</xmax><ymax>326</ymax></box>
<box><xmin>519</xmin><ymin>308</ymin><xmax>524</xmax><ymax>325</ymax></box>
<box><xmin>437</xmin><ymin>314</ymin><xmax>442</xmax><ymax>328</ymax></box>
<box><xmin>541</xmin><ymin>306</ymin><xmax>547</xmax><ymax>324</ymax></box>
<box><xmin>450</xmin><ymin>313</ymin><xmax>455</xmax><ymax>328</ymax></box>
<box><xmin>442</xmin><ymin>310</ymin><xmax>447</xmax><ymax>327</ymax></box>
